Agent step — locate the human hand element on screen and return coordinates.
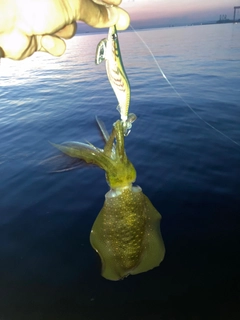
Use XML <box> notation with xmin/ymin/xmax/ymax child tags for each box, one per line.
<box><xmin>0</xmin><ymin>0</ymin><xmax>130</xmax><ymax>60</ymax></box>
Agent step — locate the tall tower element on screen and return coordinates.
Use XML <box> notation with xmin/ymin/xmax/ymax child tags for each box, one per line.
<box><xmin>233</xmin><ymin>6</ymin><xmax>240</xmax><ymax>22</ymax></box>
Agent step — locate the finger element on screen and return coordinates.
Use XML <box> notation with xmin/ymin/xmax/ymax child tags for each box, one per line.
<box><xmin>40</xmin><ymin>35</ymin><xmax>66</xmax><ymax>56</ymax></box>
<box><xmin>80</xmin><ymin>1</ymin><xmax>130</xmax><ymax>30</ymax></box>
<box><xmin>0</xmin><ymin>31</ymin><xmax>35</xmax><ymax>60</ymax></box>
<box><xmin>114</xmin><ymin>7</ymin><xmax>130</xmax><ymax>30</ymax></box>
<box><xmin>55</xmin><ymin>22</ymin><xmax>77</xmax><ymax>40</ymax></box>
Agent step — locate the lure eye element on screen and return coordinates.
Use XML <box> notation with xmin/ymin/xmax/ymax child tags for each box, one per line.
<box><xmin>112</xmin><ymin>33</ymin><xmax>117</xmax><ymax>40</ymax></box>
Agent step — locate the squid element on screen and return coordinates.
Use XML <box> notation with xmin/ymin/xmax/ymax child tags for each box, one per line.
<box><xmin>51</xmin><ymin>118</ymin><xmax>165</xmax><ymax>280</ymax></box>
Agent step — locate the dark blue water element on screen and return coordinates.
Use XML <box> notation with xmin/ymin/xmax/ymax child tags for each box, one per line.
<box><xmin>0</xmin><ymin>24</ymin><xmax>240</xmax><ymax>319</ymax></box>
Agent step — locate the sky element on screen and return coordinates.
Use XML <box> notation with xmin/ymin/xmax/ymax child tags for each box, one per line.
<box><xmin>120</xmin><ymin>0</ymin><xmax>240</xmax><ymax>27</ymax></box>
<box><xmin>77</xmin><ymin>0</ymin><xmax>240</xmax><ymax>32</ymax></box>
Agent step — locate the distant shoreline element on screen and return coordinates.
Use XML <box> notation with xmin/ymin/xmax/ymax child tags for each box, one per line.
<box><xmin>216</xmin><ymin>19</ymin><xmax>239</xmax><ymax>24</ymax></box>
<box><xmin>76</xmin><ymin>20</ymin><xmax>239</xmax><ymax>35</ymax></box>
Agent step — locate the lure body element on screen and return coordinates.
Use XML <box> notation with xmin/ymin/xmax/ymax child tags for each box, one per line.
<box><xmin>95</xmin><ymin>26</ymin><xmax>133</xmax><ymax>134</ymax></box>
<box><xmin>52</xmin><ymin>120</ymin><xmax>165</xmax><ymax>280</ymax></box>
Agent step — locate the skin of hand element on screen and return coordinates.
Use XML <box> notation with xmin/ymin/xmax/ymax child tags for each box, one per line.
<box><xmin>0</xmin><ymin>0</ymin><xmax>130</xmax><ymax>60</ymax></box>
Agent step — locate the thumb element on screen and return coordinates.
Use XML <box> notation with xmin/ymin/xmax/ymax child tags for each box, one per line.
<box><xmin>79</xmin><ymin>2</ymin><xmax>130</xmax><ymax>30</ymax></box>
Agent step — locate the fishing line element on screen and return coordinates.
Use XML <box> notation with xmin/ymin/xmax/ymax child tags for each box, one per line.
<box><xmin>130</xmin><ymin>24</ymin><xmax>240</xmax><ymax>148</ymax></box>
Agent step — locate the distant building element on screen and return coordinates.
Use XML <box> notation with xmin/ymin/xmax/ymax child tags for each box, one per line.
<box><xmin>216</xmin><ymin>14</ymin><xmax>231</xmax><ymax>24</ymax></box>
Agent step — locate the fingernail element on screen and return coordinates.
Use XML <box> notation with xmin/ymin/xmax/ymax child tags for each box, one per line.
<box><xmin>115</xmin><ymin>8</ymin><xmax>130</xmax><ymax>31</ymax></box>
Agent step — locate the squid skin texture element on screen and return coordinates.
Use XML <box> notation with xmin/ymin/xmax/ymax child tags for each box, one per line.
<box><xmin>90</xmin><ymin>186</ymin><xmax>165</xmax><ymax>281</ymax></box>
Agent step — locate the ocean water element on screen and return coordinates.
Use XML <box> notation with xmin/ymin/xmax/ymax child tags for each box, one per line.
<box><xmin>0</xmin><ymin>23</ymin><xmax>240</xmax><ymax>319</ymax></box>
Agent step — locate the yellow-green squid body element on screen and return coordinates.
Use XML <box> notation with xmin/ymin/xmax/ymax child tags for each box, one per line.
<box><xmin>52</xmin><ymin>119</ymin><xmax>165</xmax><ymax>280</ymax></box>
